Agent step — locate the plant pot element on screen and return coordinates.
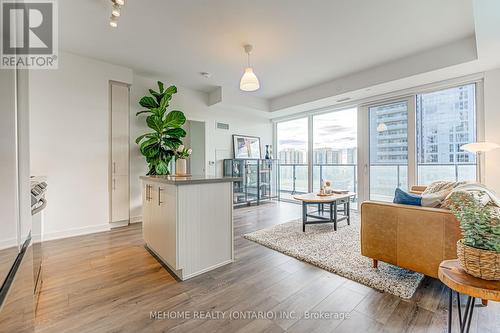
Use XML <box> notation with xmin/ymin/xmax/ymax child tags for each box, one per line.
<box><xmin>456</xmin><ymin>239</ymin><xmax>500</xmax><ymax>280</ymax></box>
<box><xmin>175</xmin><ymin>159</ymin><xmax>187</xmax><ymax>176</ymax></box>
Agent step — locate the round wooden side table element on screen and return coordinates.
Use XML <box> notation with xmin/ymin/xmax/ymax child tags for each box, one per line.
<box><xmin>438</xmin><ymin>259</ymin><xmax>500</xmax><ymax>333</ymax></box>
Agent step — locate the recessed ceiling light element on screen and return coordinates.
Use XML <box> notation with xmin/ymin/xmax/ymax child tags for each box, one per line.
<box><xmin>110</xmin><ymin>16</ymin><xmax>118</xmax><ymax>27</ymax></box>
<box><xmin>111</xmin><ymin>4</ymin><xmax>121</xmax><ymax>17</ymax></box>
<box><xmin>200</xmin><ymin>72</ymin><xmax>212</xmax><ymax>78</ymax></box>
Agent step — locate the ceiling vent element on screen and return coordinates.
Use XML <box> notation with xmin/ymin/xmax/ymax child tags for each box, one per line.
<box><xmin>216</xmin><ymin>122</ymin><xmax>229</xmax><ymax>130</ymax></box>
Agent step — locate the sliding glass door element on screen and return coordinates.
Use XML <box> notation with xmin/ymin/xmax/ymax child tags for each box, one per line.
<box><xmin>368</xmin><ymin>101</ymin><xmax>411</xmax><ymax>201</ymax></box>
<box><xmin>276</xmin><ymin>118</ymin><xmax>309</xmax><ymax>200</ymax></box>
<box><xmin>312</xmin><ymin>108</ymin><xmax>357</xmax><ymax>201</ymax></box>
<box><xmin>363</xmin><ymin>83</ymin><xmax>478</xmax><ymax>202</ymax></box>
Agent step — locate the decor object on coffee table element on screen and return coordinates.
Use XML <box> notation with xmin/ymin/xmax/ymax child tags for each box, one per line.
<box><xmin>233</xmin><ymin>135</ymin><xmax>261</xmax><ymax>159</ymax></box>
<box><xmin>449</xmin><ymin>193</ymin><xmax>500</xmax><ymax>280</ymax></box>
<box><xmin>135</xmin><ymin>81</ymin><xmax>187</xmax><ymax>175</ymax></box>
<box><xmin>175</xmin><ymin>145</ymin><xmax>192</xmax><ymax>176</ymax></box>
<box><xmin>438</xmin><ymin>259</ymin><xmax>500</xmax><ymax>333</ymax></box>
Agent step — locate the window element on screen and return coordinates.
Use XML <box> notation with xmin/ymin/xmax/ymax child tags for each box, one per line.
<box><xmin>276</xmin><ymin>118</ymin><xmax>309</xmax><ymax>198</ymax></box>
<box><xmin>369</xmin><ymin>101</ymin><xmax>409</xmax><ymax>201</ymax></box>
<box><xmin>274</xmin><ymin>82</ymin><xmax>479</xmax><ymax>206</ymax></box>
<box><xmin>312</xmin><ymin>108</ymin><xmax>357</xmax><ymax>197</ymax></box>
<box><xmin>416</xmin><ymin>84</ymin><xmax>477</xmax><ymax>184</ymax></box>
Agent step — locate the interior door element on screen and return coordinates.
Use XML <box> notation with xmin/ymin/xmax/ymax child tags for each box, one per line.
<box><xmin>184</xmin><ymin>120</ymin><xmax>206</xmax><ymax>176</ymax></box>
<box><xmin>366</xmin><ymin>98</ymin><xmax>415</xmax><ymax>202</ymax></box>
<box><xmin>110</xmin><ymin>82</ymin><xmax>130</xmax><ymax>223</ymax></box>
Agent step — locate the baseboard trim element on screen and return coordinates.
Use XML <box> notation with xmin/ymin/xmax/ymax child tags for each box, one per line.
<box><xmin>110</xmin><ymin>220</ymin><xmax>130</xmax><ymax>228</ymax></box>
<box><xmin>0</xmin><ymin>237</ymin><xmax>17</xmax><ymax>251</ymax></box>
<box><xmin>43</xmin><ymin>224</ymin><xmax>111</xmax><ymax>242</ymax></box>
<box><xmin>130</xmin><ymin>215</ymin><xmax>142</xmax><ymax>224</ymax></box>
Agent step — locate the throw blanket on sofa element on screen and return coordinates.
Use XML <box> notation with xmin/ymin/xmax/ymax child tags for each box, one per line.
<box><xmin>421</xmin><ymin>181</ymin><xmax>500</xmax><ymax>208</ymax></box>
<box><xmin>420</xmin><ymin>181</ymin><xmax>465</xmax><ymax>207</ymax></box>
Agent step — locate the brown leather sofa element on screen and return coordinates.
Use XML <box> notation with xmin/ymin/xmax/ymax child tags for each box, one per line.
<box><xmin>360</xmin><ymin>186</ymin><xmax>462</xmax><ymax>279</ymax></box>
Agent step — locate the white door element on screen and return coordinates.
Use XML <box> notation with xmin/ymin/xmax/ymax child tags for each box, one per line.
<box><xmin>110</xmin><ymin>82</ymin><xmax>130</xmax><ymax>223</ymax></box>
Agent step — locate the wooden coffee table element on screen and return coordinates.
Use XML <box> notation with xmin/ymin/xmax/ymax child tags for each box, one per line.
<box><xmin>438</xmin><ymin>259</ymin><xmax>500</xmax><ymax>333</ymax></box>
<box><xmin>293</xmin><ymin>192</ymin><xmax>356</xmax><ymax>232</ymax></box>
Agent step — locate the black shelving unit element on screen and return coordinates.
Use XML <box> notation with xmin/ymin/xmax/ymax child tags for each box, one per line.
<box><xmin>223</xmin><ymin>159</ymin><xmax>279</xmax><ymax>207</ymax></box>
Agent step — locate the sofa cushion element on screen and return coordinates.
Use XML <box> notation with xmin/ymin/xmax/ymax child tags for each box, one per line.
<box><xmin>393</xmin><ymin>188</ymin><xmax>422</xmax><ymax>206</ymax></box>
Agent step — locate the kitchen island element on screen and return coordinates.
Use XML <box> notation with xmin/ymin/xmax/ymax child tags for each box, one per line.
<box><xmin>140</xmin><ymin>175</ymin><xmax>240</xmax><ymax>280</ymax></box>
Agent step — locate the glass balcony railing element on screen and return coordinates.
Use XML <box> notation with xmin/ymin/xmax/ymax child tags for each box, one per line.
<box><xmin>278</xmin><ymin>163</ymin><xmax>476</xmax><ymax>204</ymax></box>
<box><xmin>417</xmin><ymin>163</ymin><xmax>476</xmax><ymax>185</ymax></box>
<box><xmin>279</xmin><ymin>163</ymin><xmax>358</xmax><ymax>204</ymax></box>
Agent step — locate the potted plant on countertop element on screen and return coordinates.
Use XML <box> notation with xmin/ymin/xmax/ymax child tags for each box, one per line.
<box><xmin>135</xmin><ymin>81</ymin><xmax>187</xmax><ymax>175</ymax></box>
<box><xmin>449</xmin><ymin>192</ymin><xmax>500</xmax><ymax>280</ymax></box>
<box><xmin>174</xmin><ymin>145</ymin><xmax>192</xmax><ymax>176</ymax></box>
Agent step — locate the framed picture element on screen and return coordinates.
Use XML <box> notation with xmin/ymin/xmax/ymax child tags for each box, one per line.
<box><xmin>233</xmin><ymin>135</ymin><xmax>261</xmax><ymax>159</ymax></box>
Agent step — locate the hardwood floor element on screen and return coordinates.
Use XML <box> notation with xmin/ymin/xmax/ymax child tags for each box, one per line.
<box><xmin>35</xmin><ymin>202</ymin><xmax>499</xmax><ymax>333</ymax></box>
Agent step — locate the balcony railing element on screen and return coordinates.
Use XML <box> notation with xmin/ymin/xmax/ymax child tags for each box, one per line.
<box><xmin>279</xmin><ymin>163</ymin><xmax>358</xmax><ymax>202</ymax></box>
<box><xmin>278</xmin><ymin>163</ymin><xmax>476</xmax><ymax>203</ymax></box>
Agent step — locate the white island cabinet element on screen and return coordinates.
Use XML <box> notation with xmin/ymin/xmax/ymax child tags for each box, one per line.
<box><xmin>141</xmin><ymin>175</ymin><xmax>240</xmax><ymax>280</ymax></box>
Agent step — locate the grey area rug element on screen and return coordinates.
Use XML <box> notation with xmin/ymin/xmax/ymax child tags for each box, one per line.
<box><xmin>244</xmin><ymin>213</ymin><xmax>423</xmax><ymax>299</ymax></box>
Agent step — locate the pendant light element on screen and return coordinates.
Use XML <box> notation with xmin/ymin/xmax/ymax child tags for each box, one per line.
<box><xmin>240</xmin><ymin>44</ymin><xmax>260</xmax><ymax>92</ymax></box>
<box><xmin>377</xmin><ymin>123</ymin><xmax>388</xmax><ymax>132</ymax></box>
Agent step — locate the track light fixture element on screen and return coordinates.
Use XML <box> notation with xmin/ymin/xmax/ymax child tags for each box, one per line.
<box><xmin>111</xmin><ymin>4</ymin><xmax>121</xmax><ymax>17</ymax></box>
<box><xmin>109</xmin><ymin>15</ymin><xmax>118</xmax><ymax>28</ymax></box>
<box><xmin>109</xmin><ymin>0</ymin><xmax>124</xmax><ymax>27</ymax></box>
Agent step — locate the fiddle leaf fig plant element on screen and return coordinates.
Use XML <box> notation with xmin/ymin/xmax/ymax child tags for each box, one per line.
<box><xmin>135</xmin><ymin>81</ymin><xmax>186</xmax><ymax>175</ymax></box>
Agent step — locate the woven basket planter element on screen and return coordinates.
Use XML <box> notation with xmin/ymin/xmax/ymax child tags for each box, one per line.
<box><xmin>457</xmin><ymin>239</ymin><xmax>500</xmax><ymax>281</ymax></box>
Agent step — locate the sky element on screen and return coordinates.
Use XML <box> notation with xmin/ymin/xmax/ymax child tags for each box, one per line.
<box><xmin>277</xmin><ymin>108</ymin><xmax>357</xmax><ymax>151</ymax></box>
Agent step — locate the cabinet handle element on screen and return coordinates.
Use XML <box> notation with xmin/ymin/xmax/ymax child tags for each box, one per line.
<box><xmin>113</xmin><ymin>162</ymin><xmax>116</xmax><ymax>174</ymax></box>
<box><xmin>145</xmin><ymin>185</ymin><xmax>150</xmax><ymax>201</ymax></box>
<box><xmin>112</xmin><ymin>179</ymin><xmax>116</xmax><ymax>190</ymax></box>
<box><xmin>158</xmin><ymin>187</ymin><xmax>163</xmax><ymax>206</ymax></box>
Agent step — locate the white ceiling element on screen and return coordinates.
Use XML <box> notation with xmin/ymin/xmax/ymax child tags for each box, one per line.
<box><xmin>60</xmin><ymin>0</ymin><xmax>474</xmax><ymax>99</ymax></box>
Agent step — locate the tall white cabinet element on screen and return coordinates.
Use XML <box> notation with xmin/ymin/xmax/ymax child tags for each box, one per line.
<box><xmin>110</xmin><ymin>82</ymin><xmax>130</xmax><ymax>224</ymax></box>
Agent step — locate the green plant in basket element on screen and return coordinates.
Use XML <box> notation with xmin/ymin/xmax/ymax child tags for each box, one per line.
<box><xmin>450</xmin><ymin>192</ymin><xmax>500</xmax><ymax>252</ymax></box>
<box><xmin>136</xmin><ymin>81</ymin><xmax>186</xmax><ymax>175</ymax></box>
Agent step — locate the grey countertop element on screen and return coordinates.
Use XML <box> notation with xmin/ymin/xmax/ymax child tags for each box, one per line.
<box><xmin>140</xmin><ymin>175</ymin><xmax>241</xmax><ymax>185</ymax></box>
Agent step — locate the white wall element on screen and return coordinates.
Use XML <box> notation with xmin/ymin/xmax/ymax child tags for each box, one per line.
<box><xmin>29</xmin><ymin>53</ymin><xmax>272</xmax><ymax>237</ymax></box>
<box><xmin>30</xmin><ymin>52</ymin><xmax>133</xmax><ymax>240</ymax></box>
<box><xmin>130</xmin><ymin>74</ymin><xmax>273</xmax><ymax>220</ymax></box>
<box><xmin>483</xmin><ymin>68</ymin><xmax>500</xmax><ymax>194</ymax></box>
<box><xmin>0</xmin><ymin>69</ymin><xmax>19</xmax><ymax>250</ymax></box>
